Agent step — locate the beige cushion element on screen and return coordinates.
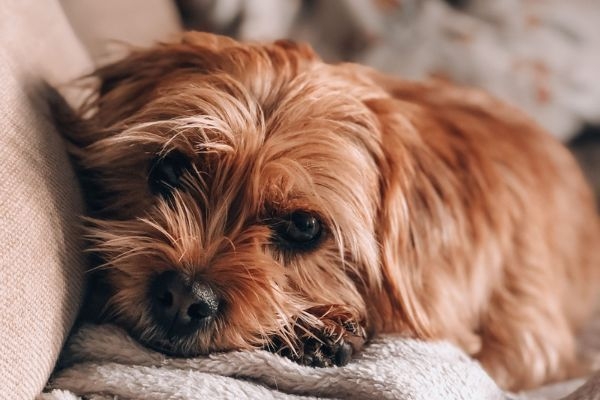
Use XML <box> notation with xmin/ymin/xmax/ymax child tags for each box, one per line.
<box><xmin>0</xmin><ymin>0</ymin><xmax>92</xmax><ymax>398</ymax></box>
<box><xmin>60</xmin><ymin>0</ymin><xmax>183</xmax><ymax>64</ymax></box>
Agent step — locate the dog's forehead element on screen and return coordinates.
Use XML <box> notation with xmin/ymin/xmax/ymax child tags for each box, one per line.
<box><xmin>193</xmin><ymin>75</ymin><xmax>378</xmax><ymax>182</ymax></box>
<box><xmin>129</xmin><ymin>56</ymin><xmax>384</xmax><ymax>215</ymax></box>
<box><xmin>186</xmin><ymin>105</ymin><xmax>378</xmax><ymax>207</ymax></box>
<box><xmin>149</xmin><ymin>64</ymin><xmax>381</xmax><ymax>172</ymax></box>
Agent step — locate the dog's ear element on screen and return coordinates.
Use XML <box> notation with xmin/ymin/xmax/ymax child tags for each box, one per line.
<box><xmin>91</xmin><ymin>33</ymin><xmax>242</xmax><ymax>132</ymax></box>
<box><xmin>94</xmin><ymin>32</ymin><xmax>318</xmax><ymax>131</ymax></box>
<box><xmin>366</xmin><ymin>97</ymin><xmax>437</xmax><ymax>338</ymax></box>
<box><xmin>366</xmin><ymin>77</ymin><xmax>498</xmax><ymax>351</ymax></box>
<box><xmin>60</xmin><ymin>32</ymin><xmax>318</xmax><ymax>147</ymax></box>
<box><xmin>364</xmin><ymin>71</ymin><xmax>480</xmax><ymax>339</ymax></box>
<box><xmin>96</xmin><ymin>32</ymin><xmax>241</xmax><ymax>105</ymax></box>
<box><xmin>52</xmin><ymin>35</ymin><xmax>227</xmax><ymax>148</ymax></box>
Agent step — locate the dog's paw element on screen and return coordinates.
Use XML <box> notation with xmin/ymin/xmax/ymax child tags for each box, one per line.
<box><xmin>295</xmin><ymin>327</ymin><xmax>355</xmax><ymax>367</ymax></box>
<box><xmin>268</xmin><ymin>306</ymin><xmax>367</xmax><ymax>367</ymax></box>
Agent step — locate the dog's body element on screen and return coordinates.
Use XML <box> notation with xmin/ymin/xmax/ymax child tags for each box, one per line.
<box><xmin>60</xmin><ymin>32</ymin><xmax>599</xmax><ymax>390</ymax></box>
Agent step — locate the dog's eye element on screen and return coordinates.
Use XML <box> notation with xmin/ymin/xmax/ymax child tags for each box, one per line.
<box><xmin>273</xmin><ymin>211</ymin><xmax>323</xmax><ymax>250</ymax></box>
<box><xmin>148</xmin><ymin>151</ymin><xmax>190</xmax><ymax>196</ymax></box>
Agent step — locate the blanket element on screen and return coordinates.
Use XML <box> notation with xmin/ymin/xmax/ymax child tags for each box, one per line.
<box><xmin>40</xmin><ymin>323</ymin><xmax>598</xmax><ymax>400</ymax></box>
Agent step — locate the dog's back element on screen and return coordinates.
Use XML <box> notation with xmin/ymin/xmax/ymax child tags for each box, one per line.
<box><xmin>365</xmin><ymin>72</ymin><xmax>600</xmax><ymax>389</ymax></box>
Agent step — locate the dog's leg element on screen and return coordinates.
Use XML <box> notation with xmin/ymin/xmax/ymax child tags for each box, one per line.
<box><xmin>475</xmin><ymin>274</ymin><xmax>581</xmax><ymax>390</ymax></box>
<box><xmin>268</xmin><ymin>305</ymin><xmax>368</xmax><ymax>367</ymax></box>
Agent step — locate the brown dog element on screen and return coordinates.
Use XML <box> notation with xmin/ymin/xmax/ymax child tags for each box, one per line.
<box><xmin>58</xmin><ymin>32</ymin><xmax>599</xmax><ymax>390</ymax></box>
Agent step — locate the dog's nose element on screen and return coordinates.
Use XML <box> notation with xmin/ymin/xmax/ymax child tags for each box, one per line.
<box><xmin>150</xmin><ymin>271</ymin><xmax>219</xmax><ymax>336</ymax></box>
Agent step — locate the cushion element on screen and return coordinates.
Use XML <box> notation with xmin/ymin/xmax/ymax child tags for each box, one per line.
<box><xmin>60</xmin><ymin>0</ymin><xmax>182</xmax><ymax>64</ymax></box>
<box><xmin>0</xmin><ymin>0</ymin><xmax>92</xmax><ymax>398</ymax></box>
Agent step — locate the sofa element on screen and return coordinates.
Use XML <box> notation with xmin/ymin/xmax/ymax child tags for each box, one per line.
<box><xmin>0</xmin><ymin>1</ymin><xmax>181</xmax><ymax>398</ymax></box>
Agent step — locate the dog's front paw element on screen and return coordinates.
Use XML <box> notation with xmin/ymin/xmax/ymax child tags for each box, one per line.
<box><xmin>295</xmin><ymin>327</ymin><xmax>355</xmax><ymax>367</ymax></box>
<box><xmin>269</xmin><ymin>306</ymin><xmax>367</xmax><ymax>367</ymax></box>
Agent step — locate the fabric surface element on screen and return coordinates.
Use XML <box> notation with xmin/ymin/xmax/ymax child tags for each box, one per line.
<box><xmin>0</xmin><ymin>0</ymin><xmax>92</xmax><ymax>398</ymax></box>
<box><xmin>43</xmin><ymin>324</ymin><xmax>506</xmax><ymax>400</ymax></box>
<box><xmin>41</xmin><ymin>322</ymin><xmax>598</xmax><ymax>400</ymax></box>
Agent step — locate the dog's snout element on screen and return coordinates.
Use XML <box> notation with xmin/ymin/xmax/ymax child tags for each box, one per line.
<box><xmin>150</xmin><ymin>271</ymin><xmax>219</xmax><ymax>335</ymax></box>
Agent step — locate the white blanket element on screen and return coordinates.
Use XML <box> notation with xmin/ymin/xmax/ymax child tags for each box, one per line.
<box><xmin>39</xmin><ymin>323</ymin><xmax>598</xmax><ymax>400</ymax></box>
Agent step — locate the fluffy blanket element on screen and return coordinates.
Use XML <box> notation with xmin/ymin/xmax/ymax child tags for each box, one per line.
<box><xmin>40</xmin><ymin>323</ymin><xmax>598</xmax><ymax>400</ymax></box>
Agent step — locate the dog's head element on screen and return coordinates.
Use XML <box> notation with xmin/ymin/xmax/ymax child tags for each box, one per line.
<box><xmin>61</xmin><ymin>32</ymin><xmax>421</xmax><ymax>356</ymax></box>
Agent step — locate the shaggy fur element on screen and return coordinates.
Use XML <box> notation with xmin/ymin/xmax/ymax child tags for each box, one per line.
<box><xmin>58</xmin><ymin>32</ymin><xmax>599</xmax><ymax>391</ymax></box>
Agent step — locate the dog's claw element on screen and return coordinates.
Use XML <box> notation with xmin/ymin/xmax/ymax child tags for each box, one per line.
<box><xmin>334</xmin><ymin>341</ymin><xmax>353</xmax><ymax>366</ymax></box>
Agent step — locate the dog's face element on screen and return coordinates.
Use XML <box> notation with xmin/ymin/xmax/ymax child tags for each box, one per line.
<box><xmin>67</xmin><ymin>33</ymin><xmax>392</xmax><ymax>356</ymax></box>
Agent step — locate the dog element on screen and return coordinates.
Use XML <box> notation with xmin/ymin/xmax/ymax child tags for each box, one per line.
<box><xmin>57</xmin><ymin>32</ymin><xmax>599</xmax><ymax>391</ymax></box>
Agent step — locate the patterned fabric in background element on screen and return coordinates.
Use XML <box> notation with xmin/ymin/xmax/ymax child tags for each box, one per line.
<box><xmin>176</xmin><ymin>0</ymin><xmax>600</xmax><ymax>142</ymax></box>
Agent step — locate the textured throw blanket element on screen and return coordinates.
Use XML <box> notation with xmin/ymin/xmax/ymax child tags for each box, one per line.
<box><xmin>40</xmin><ymin>323</ymin><xmax>599</xmax><ymax>400</ymax></box>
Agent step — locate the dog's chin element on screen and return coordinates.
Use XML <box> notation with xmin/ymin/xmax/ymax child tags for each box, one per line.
<box><xmin>141</xmin><ymin>338</ymin><xmax>202</xmax><ymax>358</ymax></box>
<box><xmin>136</xmin><ymin>333</ymin><xmax>204</xmax><ymax>358</ymax></box>
<box><xmin>129</xmin><ymin>320</ymin><xmax>214</xmax><ymax>358</ymax></box>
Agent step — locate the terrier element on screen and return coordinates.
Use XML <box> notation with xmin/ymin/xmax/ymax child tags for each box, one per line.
<box><xmin>58</xmin><ymin>32</ymin><xmax>599</xmax><ymax>390</ymax></box>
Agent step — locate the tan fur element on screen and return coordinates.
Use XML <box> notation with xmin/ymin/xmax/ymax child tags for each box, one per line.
<box><xmin>58</xmin><ymin>32</ymin><xmax>599</xmax><ymax>390</ymax></box>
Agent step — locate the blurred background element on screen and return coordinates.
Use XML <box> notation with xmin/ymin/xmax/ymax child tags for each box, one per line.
<box><xmin>60</xmin><ymin>0</ymin><xmax>600</xmax><ymax>200</ymax></box>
